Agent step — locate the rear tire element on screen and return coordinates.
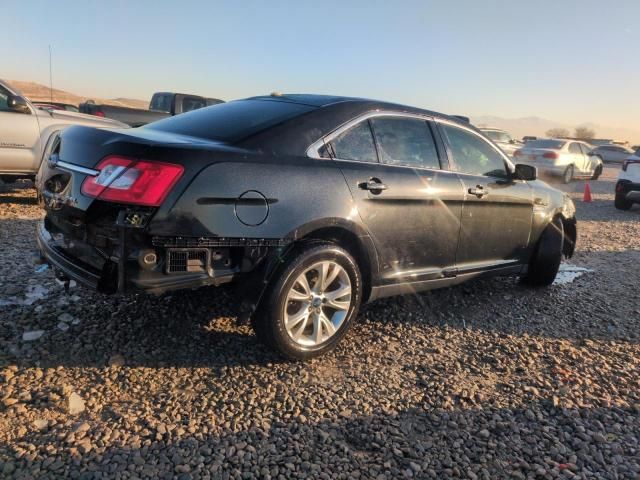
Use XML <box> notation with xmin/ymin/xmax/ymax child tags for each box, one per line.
<box><xmin>562</xmin><ymin>165</ymin><xmax>574</xmax><ymax>184</ymax></box>
<box><xmin>614</xmin><ymin>193</ymin><xmax>633</xmax><ymax>210</ymax></box>
<box><xmin>252</xmin><ymin>242</ymin><xmax>362</xmax><ymax>360</ymax></box>
<box><xmin>522</xmin><ymin>217</ymin><xmax>563</xmax><ymax>287</ymax></box>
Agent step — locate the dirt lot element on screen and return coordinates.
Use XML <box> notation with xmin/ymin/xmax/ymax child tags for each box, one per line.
<box><xmin>0</xmin><ymin>167</ymin><xmax>638</xmax><ymax>479</ymax></box>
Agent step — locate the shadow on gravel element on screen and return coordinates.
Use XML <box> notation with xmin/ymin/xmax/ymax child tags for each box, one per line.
<box><xmin>0</xmin><ymin>180</ymin><xmax>35</xmax><ymax>194</ymax></box>
<box><xmin>2</xmin><ymin>248</ymin><xmax>638</xmax><ymax>372</ymax></box>
<box><xmin>0</xmin><ymin>194</ymin><xmax>38</xmax><ymax>206</ymax></box>
<box><xmin>2</xmin><ymin>403</ymin><xmax>638</xmax><ymax>478</ymax></box>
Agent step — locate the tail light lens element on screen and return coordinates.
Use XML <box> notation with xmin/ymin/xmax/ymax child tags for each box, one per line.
<box><xmin>94</xmin><ymin>111</ymin><xmax>105</xmax><ymax>117</ymax></box>
<box><xmin>622</xmin><ymin>159</ymin><xmax>640</xmax><ymax>171</ymax></box>
<box><xmin>513</xmin><ymin>149</ymin><xmax>523</xmax><ymax>157</ymax></box>
<box><xmin>81</xmin><ymin>155</ymin><xmax>184</xmax><ymax>207</ymax></box>
<box><xmin>543</xmin><ymin>151</ymin><xmax>559</xmax><ymax>159</ymax></box>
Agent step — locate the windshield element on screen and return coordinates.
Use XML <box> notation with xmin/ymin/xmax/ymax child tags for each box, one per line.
<box><xmin>145</xmin><ymin>99</ymin><xmax>315</xmax><ymax>142</ymax></box>
<box><xmin>483</xmin><ymin>130</ymin><xmax>511</xmax><ymax>143</ymax></box>
<box><xmin>525</xmin><ymin>139</ymin><xmax>566</xmax><ymax>150</ymax></box>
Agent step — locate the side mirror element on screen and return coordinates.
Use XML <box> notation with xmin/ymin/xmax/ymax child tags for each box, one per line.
<box><xmin>514</xmin><ymin>163</ymin><xmax>537</xmax><ymax>181</ymax></box>
<box><xmin>7</xmin><ymin>95</ymin><xmax>31</xmax><ymax>114</ymax></box>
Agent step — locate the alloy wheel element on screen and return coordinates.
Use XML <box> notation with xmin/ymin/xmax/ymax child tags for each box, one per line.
<box><xmin>284</xmin><ymin>261</ymin><xmax>352</xmax><ymax>347</ymax></box>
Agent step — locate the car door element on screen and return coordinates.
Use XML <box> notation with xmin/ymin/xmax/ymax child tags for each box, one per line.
<box><xmin>326</xmin><ymin>114</ymin><xmax>465</xmax><ymax>284</ymax></box>
<box><xmin>0</xmin><ymin>85</ymin><xmax>41</xmax><ymax>174</ymax></box>
<box><xmin>436</xmin><ymin>121</ymin><xmax>533</xmax><ymax>273</ymax></box>
<box><xmin>612</xmin><ymin>146</ymin><xmax>631</xmax><ymax>163</ymax></box>
<box><xmin>568</xmin><ymin>142</ymin><xmax>587</xmax><ymax>174</ymax></box>
<box><xmin>579</xmin><ymin>143</ymin><xmax>597</xmax><ymax>173</ymax></box>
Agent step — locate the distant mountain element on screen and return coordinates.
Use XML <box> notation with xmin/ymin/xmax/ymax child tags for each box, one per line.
<box><xmin>8</xmin><ymin>80</ymin><xmax>148</xmax><ymax>110</ymax></box>
<box><xmin>472</xmin><ymin>115</ymin><xmax>640</xmax><ymax>144</ymax></box>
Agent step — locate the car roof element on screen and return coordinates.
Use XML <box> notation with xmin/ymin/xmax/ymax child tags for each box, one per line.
<box><xmin>245</xmin><ymin>93</ymin><xmax>468</xmax><ymax>125</ymax></box>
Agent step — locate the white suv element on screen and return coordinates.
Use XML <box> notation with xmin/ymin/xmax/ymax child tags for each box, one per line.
<box><xmin>615</xmin><ymin>150</ymin><xmax>640</xmax><ymax>210</ymax></box>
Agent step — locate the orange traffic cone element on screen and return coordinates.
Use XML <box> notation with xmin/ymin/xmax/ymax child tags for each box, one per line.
<box><xmin>583</xmin><ymin>182</ymin><xmax>592</xmax><ymax>202</ymax></box>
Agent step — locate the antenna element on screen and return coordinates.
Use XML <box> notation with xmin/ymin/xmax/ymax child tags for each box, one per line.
<box><xmin>49</xmin><ymin>45</ymin><xmax>53</xmax><ymax>103</ymax></box>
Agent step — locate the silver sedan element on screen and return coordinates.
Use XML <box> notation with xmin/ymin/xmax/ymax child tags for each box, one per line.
<box><xmin>513</xmin><ymin>139</ymin><xmax>604</xmax><ymax>183</ymax></box>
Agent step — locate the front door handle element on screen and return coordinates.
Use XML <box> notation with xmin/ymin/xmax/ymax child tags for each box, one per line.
<box><xmin>358</xmin><ymin>178</ymin><xmax>388</xmax><ymax>193</ymax></box>
<box><xmin>468</xmin><ymin>185</ymin><xmax>488</xmax><ymax>198</ymax></box>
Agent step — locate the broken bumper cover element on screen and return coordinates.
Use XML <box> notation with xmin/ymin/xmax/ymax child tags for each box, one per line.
<box><xmin>36</xmin><ymin>220</ymin><xmax>227</xmax><ymax>295</ymax></box>
<box><xmin>36</xmin><ymin>221</ymin><xmax>103</xmax><ymax>290</ymax></box>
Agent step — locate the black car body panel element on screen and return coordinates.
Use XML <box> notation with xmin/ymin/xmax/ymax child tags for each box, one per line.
<box><xmin>36</xmin><ymin>94</ymin><xmax>577</xmax><ymax>302</ymax></box>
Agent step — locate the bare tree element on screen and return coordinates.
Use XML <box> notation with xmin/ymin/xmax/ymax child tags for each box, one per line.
<box><xmin>546</xmin><ymin>128</ymin><xmax>570</xmax><ymax>138</ymax></box>
<box><xmin>574</xmin><ymin>126</ymin><xmax>596</xmax><ymax>141</ymax></box>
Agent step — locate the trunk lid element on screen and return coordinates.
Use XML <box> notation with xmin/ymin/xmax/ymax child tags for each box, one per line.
<box><xmin>514</xmin><ymin>147</ymin><xmax>561</xmax><ymax>164</ymax></box>
<box><xmin>37</xmin><ymin>125</ymin><xmax>226</xmax><ymax>216</ymax></box>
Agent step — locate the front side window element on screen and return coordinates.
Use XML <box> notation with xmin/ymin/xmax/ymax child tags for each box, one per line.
<box><xmin>0</xmin><ymin>86</ymin><xmax>10</xmax><ymax>111</ymax></box>
<box><xmin>579</xmin><ymin>144</ymin><xmax>592</xmax><ymax>155</ymax></box>
<box><xmin>569</xmin><ymin>143</ymin><xmax>582</xmax><ymax>154</ymax></box>
<box><xmin>440</xmin><ymin>124</ymin><xmax>507</xmax><ymax>177</ymax></box>
<box><xmin>329</xmin><ymin>121</ymin><xmax>378</xmax><ymax>162</ymax></box>
<box><xmin>370</xmin><ymin>117</ymin><xmax>440</xmax><ymax>169</ymax></box>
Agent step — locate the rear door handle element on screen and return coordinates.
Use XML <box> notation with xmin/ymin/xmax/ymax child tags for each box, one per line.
<box><xmin>358</xmin><ymin>178</ymin><xmax>388</xmax><ymax>193</ymax></box>
<box><xmin>468</xmin><ymin>185</ymin><xmax>488</xmax><ymax>198</ymax></box>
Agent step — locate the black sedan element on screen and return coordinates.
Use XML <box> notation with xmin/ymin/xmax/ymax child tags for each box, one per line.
<box><xmin>36</xmin><ymin>94</ymin><xmax>577</xmax><ymax>359</ymax></box>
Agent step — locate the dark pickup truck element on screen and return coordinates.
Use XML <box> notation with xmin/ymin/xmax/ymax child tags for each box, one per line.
<box><xmin>79</xmin><ymin>92</ymin><xmax>224</xmax><ymax>127</ymax></box>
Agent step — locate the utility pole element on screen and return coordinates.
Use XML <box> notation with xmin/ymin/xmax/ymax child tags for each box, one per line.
<box><xmin>49</xmin><ymin>45</ymin><xmax>53</xmax><ymax>102</ymax></box>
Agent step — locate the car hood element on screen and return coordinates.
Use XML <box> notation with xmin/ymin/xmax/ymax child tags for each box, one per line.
<box><xmin>35</xmin><ymin>107</ymin><xmax>129</xmax><ymax>128</ymax></box>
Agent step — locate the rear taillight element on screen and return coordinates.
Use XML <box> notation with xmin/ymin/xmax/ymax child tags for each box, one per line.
<box><xmin>622</xmin><ymin>159</ymin><xmax>640</xmax><ymax>171</ymax></box>
<box><xmin>81</xmin><ymin>155</ymin><xmax>184</xmax><ymax>207</ymax></box>
<box><xmin>94</xmin><ymin>111</ymin><xmax>105</xmax><ymax>117</ymax></box>
<box><xmin>513</xmin><ymin>149</ymin><xmax>523</xmax><ymax>157</ymax></box>
<box><xmin>543</xmin><ymin>151</ymin><xmax>559</xmax><ymax>159</ymax></box>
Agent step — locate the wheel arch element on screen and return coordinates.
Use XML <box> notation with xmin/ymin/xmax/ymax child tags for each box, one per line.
<box><xmin>298</xmin><ymin>225</ymin><xmax>376</xmax><ymax>302</ymax></box>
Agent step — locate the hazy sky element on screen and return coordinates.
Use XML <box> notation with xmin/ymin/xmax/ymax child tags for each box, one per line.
<box><xmin>2</xmin><ymin>0</ymin><xmax>639</xmax><ymax>128</ymax></box>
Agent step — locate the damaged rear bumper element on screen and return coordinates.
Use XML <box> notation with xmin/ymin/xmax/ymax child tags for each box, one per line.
<box><xmin>36</xmin><ymin>219</ymin><xmax>288</xmax><ymax>296</ymax></box>
<box><xmin>36</xmin><ymin>221</ymin><xmax>103</xmax><ymax>290</ymax></box>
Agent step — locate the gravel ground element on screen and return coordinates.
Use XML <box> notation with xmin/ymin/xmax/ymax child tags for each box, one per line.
<box><xmin>0</xmin><ymin>167</ymin><xmax>638</xmax><ymax>479</ymax></box>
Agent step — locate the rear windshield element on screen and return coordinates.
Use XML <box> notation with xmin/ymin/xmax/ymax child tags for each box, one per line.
<box><xmin>145</xmin><ymin>99</ymin><xmax>315</xmax><ymax>142</ymax></box>
<box><xmin>150</xmin><ymin>94</ymin><xmax>172</xmax><ymax>112</ymax></box>
<box><xmin>525</xmin><ymin>139</ymin><xmax>566</xmax><ymax>149</ymax></box>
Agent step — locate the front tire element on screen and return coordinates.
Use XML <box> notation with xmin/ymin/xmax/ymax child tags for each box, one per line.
<box><xmin>614</xmin><ymin>193</ymin><xmax>633</xmax><ymax>210</ymax></box>
<box><xmin>562</xmin><ymin>165</ymin><xmax>574</xmax><ymax>184</ymax></box>
<box><xmin>522</xmin><ymin>218</ymin><xmax>563</xmax><ymax>287</ymax></box>
<box><xmin>252</xmin><ymin>242</ymin><xmax>362</xmax><ymax>360</ymax></box>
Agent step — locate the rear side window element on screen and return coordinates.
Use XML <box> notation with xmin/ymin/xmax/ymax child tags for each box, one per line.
<box><xmin>182</xmin><ymin>96</ymin><xmax>207</xmax><ymax>112</ymax></box>
<box><xmin>569</xmin><ymin>143</ymin><xmax>582</xmax><ymax>154</ymax></box>
<box><xmin>330</xmin><ymin>121</ymin><xmax>378</xmax><ymax>163</ymax></box>
<box><xmin>146</xmin><ymin>99</ymin><xmax>315</xmax><ymax>143</ymax></box>
<box><xmin>370</xmin><ymin>117</ymin><xmax>440</xmax><ymax>169</ymax></box>
<box><xmin>440</xmin><ymin>124</ymin><xmax>507</xmax><ymax>177</ymax></box>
